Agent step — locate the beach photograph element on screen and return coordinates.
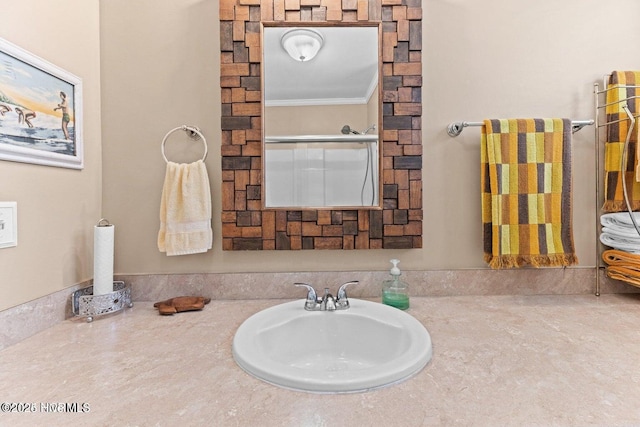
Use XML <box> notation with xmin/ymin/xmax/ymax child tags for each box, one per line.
<box><xmin>0</xmin><ymin>47</ymin><xmax>77</xmax><ymax>157</ymax></box>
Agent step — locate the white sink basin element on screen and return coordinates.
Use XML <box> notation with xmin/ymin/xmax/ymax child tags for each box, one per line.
<box><xmin>232</xmin><ymin>298</ymin><xmax>433</xmax><ymax>393</ymax></box>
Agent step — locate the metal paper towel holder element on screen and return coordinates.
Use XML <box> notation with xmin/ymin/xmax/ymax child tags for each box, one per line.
<box><xmin>72</xmin><ymin>281</ymin><xmax>132</xmax><ymax>322</ymax></box>
<box><xmin>97</xmin><ymin>218</ymin><xmax>111</xmax><ymax>227</ymax></box>
<box><xmin>71</xmin><ymin>218</ymin><xmax>133</xmax><ymax>322</ymax></box>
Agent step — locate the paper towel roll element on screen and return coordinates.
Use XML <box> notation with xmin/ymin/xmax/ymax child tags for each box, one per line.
<box><xmin>93</xmin><ymin>223</ymin><xmax>114</xmax><ymax>296</ymax></box>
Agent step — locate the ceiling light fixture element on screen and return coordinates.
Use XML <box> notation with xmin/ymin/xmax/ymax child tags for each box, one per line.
<box><xmin>280</xmin><ymin>28</ymin><xmax>324</xmax><ymax>62</ymax></box>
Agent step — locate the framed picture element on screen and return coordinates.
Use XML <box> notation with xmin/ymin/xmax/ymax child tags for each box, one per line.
<box><xmin>0</xmin><ymin>37</ymin><xmax>83</xmax><ymax>169</ymax></box>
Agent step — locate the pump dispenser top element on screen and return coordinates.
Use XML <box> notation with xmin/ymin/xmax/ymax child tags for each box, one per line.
<box><xmin>390</xmin><ymin>259</ymin><xmax>401</xmax><ymax>276</ymax></box>
<box><xmin>382</xmin><ymin>259</ymin><xmax>409</xmax><ymax>310</ymax></box>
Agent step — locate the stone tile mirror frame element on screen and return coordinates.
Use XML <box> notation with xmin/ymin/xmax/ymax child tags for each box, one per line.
<box><xmin>220</xmin><ymin>0</ymin><xmax>422</xmax><ymax>250</ymax></box>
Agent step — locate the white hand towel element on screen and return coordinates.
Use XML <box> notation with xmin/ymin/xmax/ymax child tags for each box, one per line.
<box><xmin>158</xmin><ymin>160</ymin><xmax>212</xmax><ymax>256</ymax></box>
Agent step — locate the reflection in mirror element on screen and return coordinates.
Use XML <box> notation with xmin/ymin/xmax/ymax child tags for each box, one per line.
<box><xmin>263</xmin><ymin>26</ymin><xmax>379</xmax><ymax>209</ymax></box>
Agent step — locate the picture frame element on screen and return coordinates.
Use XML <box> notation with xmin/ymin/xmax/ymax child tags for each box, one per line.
<box><xmin>0</xmin><ymin>37</ymin><xmax>83</xmax><ymax>169</ymax></box>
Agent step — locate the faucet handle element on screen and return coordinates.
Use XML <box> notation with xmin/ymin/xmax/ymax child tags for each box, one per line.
<box><xmin>337</xmin><ymin>281</ymin><xmax>358</xmax><ymax>299</ymax></box>
<box><xmin>295</xmin><ymin>283</ymin><xmax>319</xmax><ymax>310</ymax></box>
<box><xmin>336</xmin><ymin>281</ymin><xmax>358</xmax><ymax>309</ymax></box>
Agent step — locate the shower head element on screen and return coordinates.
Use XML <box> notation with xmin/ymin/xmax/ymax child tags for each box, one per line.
<box><xmin>341</xmin><ymin>125</ymin><xmax>359</xmax><ymax>135</ymax></box>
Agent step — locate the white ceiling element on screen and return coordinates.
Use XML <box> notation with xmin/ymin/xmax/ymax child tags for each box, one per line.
<box><xmin>263</xmin><ymin>27</ymin><xmax>378</xmax><ymax>107</ymax></box>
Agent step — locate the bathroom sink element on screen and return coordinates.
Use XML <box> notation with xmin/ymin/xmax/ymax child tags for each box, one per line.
<box><xmin>232</xmin><ymin>298</ymin><xmax>432</xmax><ymax>393</ymax></box>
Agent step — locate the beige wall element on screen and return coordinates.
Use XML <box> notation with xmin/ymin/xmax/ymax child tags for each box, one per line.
<box><xmin>424</xmin><ymin>0</ymin><xmax>640</xmax><ymax>270</ymax></box>
<box><xmin>265</xmin><ymin>104</ymin><xmax>369</xmax><ymax>136</ymax></box>
<box><xmin>3</xmin><ymin>0</ymin><xmax>640</xmax><ymax>311</ymax></box>
<box><xmin>367</xmin><ymin>84</ymin><xmax>378</xmax><ymax>133</ymax></box>
<box><xmin>99</xmin><ymin>0</ymin><xmax>640</xmax><ymax>277</ymax></box>
<box><xmin>0</xmin><ymin>0</ymin><xmax>102</xmax><ymax>311</ymax></box>
<box><xmin>265</xmin><ymin>83</ymin><xmax>378</xmax><ymax>136</ymax></box>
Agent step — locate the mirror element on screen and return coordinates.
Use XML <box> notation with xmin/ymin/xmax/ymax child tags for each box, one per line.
<box><xmin>263</xmin><ymin>26</ymin><xmax>380</xmax><ymax>208</ymax></box>
<box><xmin>220</xmin><ymin>0</ymin><xmax>423</xmax><ymax>251</ymax></box>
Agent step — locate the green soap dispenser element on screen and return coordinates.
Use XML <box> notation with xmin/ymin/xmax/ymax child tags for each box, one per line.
<box><xmin>382</xmin><ymin>259</ymin><xmax>409</xmax><ymax>310</ymax></box>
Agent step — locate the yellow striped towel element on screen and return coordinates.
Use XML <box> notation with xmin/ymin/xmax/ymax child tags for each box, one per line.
<box><xmin>603</xmin><ymin>71</ymin><xmax>640</xmax><ymax>212</ymax></box>
<box><xmin>481</xmin><ymin>118</ymin><xmax>578</xmax><ymax>269</ymax></box>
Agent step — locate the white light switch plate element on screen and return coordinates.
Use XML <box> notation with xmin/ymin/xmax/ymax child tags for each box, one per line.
<box><xmin>0</xmin><ymin>202</ymin><xmax>17</xmax><ymax>248</ymax></box>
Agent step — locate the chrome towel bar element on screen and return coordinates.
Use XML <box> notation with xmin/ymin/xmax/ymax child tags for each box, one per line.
<box><xmin>446</xmin><ymin>119</ymin><xmax>594</xmax><ymax>137</ymax></box>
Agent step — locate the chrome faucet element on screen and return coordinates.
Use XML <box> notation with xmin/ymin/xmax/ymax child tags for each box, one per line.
<box><xmin>294</xmin><ymin>281</ymin><xmax>358</xmax><ymax>311</ymax></box>
<box><xmin>323</xmin><ymin>288</ymin><xmax>336</xmax><ymax>311</ymax></box>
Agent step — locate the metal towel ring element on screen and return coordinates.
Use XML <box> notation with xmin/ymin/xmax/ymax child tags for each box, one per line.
<box><xmin>161</xmin><ymin>125</ymin><xmax>208</xmax><ymax>163</ymax></box>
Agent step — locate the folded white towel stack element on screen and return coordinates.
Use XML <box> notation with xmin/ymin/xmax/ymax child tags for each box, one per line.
<box><xmin>158</xmin><ymin>160</ymin><xmax>212</xmax><ymax>256</ymax></box>
<box><xmin>599</xmin><ymin>213</ymin><xmax>640</xmax><ymax>253</ymax></box>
